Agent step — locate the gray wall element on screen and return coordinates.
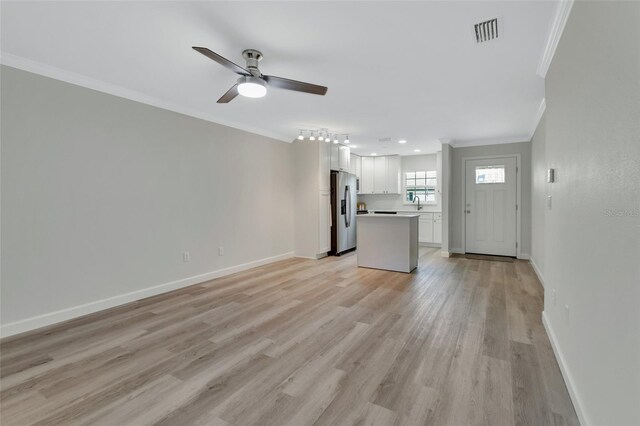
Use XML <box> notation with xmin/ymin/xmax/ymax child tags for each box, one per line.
<box><xmin>530</xmin><ymin>113</ymin><xmax>546</xmax><ymax>281</ymax></box>
<box><xmin>542</xmin><ymin>1</ymin><xmax>640</xmax><ymax>424</ymax></box>
<box><xmin>449</xmin><ymin>142</ymin><xmax>532</xmax><ymax>257</ymax></box>
<box><xmin>1</xmin><ymin>66</ymin><xmax>294</xmax><ymax>331</ymax></box>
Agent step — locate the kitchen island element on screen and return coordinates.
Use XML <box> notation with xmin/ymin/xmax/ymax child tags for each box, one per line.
<box><xmin>356</xmin><ymin>214</ymin><xmax>419</xmax><ymax>273</ymax></box>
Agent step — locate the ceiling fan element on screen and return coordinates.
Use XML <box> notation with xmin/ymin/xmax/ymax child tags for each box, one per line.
<box><xmin>192</xmin><ymin>47</ymin><xmax>328</xmax><ymax>103</ymax></box>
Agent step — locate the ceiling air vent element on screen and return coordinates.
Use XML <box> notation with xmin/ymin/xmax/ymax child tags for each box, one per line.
<box><xmin>474</xmin><ymin>17</ymin><xmax>500</xmax><ymax>43</ymax></box>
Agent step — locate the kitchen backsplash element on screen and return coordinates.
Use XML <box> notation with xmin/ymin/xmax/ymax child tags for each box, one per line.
<box><xmin>357</xmin><ymin>193</ymin><xmax>441</xmax><ymax>212</ymax></box>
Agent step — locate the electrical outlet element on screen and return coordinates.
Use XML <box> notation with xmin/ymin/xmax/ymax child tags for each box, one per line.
<box><xmin>183</xmin><ymin>251</ymin><xmax>190</xmax><ymax>262</ymax></box>
<box><xmin>218</xmin><ymin>246</ymin><xmax>224</xmax><ymax>256</ymax></box>
<box><xmin>552</xmin><ymin>289</ymin><xmax>557</xmax><ymax>307</ymax></box>
<box><xmin>547</xmin><ymin>195</ymin><xmax>552</xmax><ymax>210</ymax></box>
<box><xmin>565</xmin><ymin>304</ymin><xmax>570</xmax><ymax>326</ymax></box>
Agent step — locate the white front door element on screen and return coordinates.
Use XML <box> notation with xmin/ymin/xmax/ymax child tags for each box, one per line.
<box><xmin>465</xmin><ymin>157</ymin><xmax>517</xmax><ymax>256</ymax></box>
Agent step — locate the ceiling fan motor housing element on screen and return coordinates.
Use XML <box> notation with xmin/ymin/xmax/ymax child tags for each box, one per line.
<box><xmin>242</xmin><ymin>49</ymin><xmax>263</xmax><ymax>76</ymax></box>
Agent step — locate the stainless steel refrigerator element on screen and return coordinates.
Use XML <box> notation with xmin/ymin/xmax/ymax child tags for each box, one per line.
<box><xmin>330</xmin><ymin>171</ymin><xmax>357</xmax><ymax>255</ymax></box>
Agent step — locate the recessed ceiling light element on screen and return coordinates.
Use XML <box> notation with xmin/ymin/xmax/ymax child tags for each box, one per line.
<box><xmin>414</xmin><ymin>149</ymin><xmax>421</xmax><ymax>152</ymax></box>
<box><xmin>371</xmin><ymin>153</ymin><xmax>377</xmax><ymax>156</ymax></box>
<box><xmin>398</xmin><ymin>140</ymin><xmax>407</xmax><ymax>144</ymax></box>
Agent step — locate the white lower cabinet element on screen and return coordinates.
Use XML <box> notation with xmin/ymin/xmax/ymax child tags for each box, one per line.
<box><xmin>418</xmin><ymin>212</ymin><xmax>442</xmax><ymax>246</ymax></box>
<box><xmin>433</xmin><ymin>213</ymin><xmax>442</xmax><ymax>244</ymax></box>
<box><xmin>419</xmin><ymin>217</ymin><xmax>433</xmax><ymax>243</ymax></box>
<box><xmin>318</xmin><ymin>191</ymin><xmax>331</xmax><ymax>253</ymax></box>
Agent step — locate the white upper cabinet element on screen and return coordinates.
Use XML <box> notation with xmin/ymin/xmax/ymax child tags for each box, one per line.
<box><xmin>386</xmin><ymin>155</ymin><xmax>400</xmax><ymax>194</ymax></box>
<box><xmin>350</xmin><ymin>153</ymin><xmax>361</xmax><ymax>179</ymax></box>
<box><xmin>373</xmin><ymin>157</ymin><xmax>387</xmax><ymax>193</ymax></box>
<box><xmin>330</xmin><ymin>144</ymin><xmax>351</xmax><ymax>172</ymax></box>
<box><xmin>360</xmin><ymin>155</ymin><xmax>401</xmax><ymax>194</ymax></box>
<box><xmin>361</xmin><ymin>156</ymin><xmax>375</xmax><ymax>194</ymax></box>
<box><xmin>338</xmin><ymin>146</ymin><xmax>351</xmax><ymax>172</ymax></box>
<box><xmin>319</xmin><ymin>141</ymin><xmax>330</xmax><ymax>192</ymax></box>
<box><xmin>330</xmin><ymin>143</ymin><xmax>340</xmax><ymax>171</ymax></box>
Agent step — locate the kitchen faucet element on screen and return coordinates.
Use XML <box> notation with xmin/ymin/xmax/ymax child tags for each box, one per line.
<box><xmin>413</xmin><ymin>195</ymin><xmax>423</xmax><ymax>211</ymax></box>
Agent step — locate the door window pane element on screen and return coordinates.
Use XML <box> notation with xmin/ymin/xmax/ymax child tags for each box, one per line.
<box><xmin>475</xmin><ymin>166</ymin><xmax>505</xmax><ymax>184</ymax></box>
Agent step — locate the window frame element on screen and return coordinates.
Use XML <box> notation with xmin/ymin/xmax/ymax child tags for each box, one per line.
<box><xmin>404</xmin><ymin>170</ymin><xmax>438</xmax><ymax>205</ymax></box>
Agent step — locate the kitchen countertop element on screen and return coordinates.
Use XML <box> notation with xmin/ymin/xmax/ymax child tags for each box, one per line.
<box><xmin>357</xmin><ymin>213</ymin><xmax>420</xmax><ymax>218</ymax></box>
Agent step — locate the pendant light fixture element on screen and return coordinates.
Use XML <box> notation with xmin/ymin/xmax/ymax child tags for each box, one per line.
<box><xmin>344</xmin><ymin>134</ymin><xmax>350</xmax><ymax>144</ymax></box>
<box><xmin>298</xmin><ymin>130</ymin><xmax>304</xmax><ymax>140</ymax></box>
<box><xmin>310</xmin><ymin>131</ymin><xmax>316</xmax><ymax>141</ymax></box>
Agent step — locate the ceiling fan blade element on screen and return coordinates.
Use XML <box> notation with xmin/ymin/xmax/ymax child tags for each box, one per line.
<box><xmin>192</xmin><ymin>47</ymin><xmax>250</xmax><ymax>76</ymax></box>
<box><xmin>263</xmin><ymin>75</ymin><xmax>327</xmax><ymax>96</ymax></box>
<box><xmin>217</xmin><ymin>84</ymin><xmax>239</xmax><ymax>103</ymax></box>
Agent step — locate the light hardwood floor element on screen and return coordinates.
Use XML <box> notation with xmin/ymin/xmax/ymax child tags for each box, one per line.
<box><xmin>0</xmin><ymin>248</ymin><xmax>578</xmax><ymax>425</ymax></box>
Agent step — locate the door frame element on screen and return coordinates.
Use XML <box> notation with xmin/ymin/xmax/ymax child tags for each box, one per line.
<box><xmin>461</xmin><ymin>154</ymin><xmax>522</xmax><ymax>259</ymax></box>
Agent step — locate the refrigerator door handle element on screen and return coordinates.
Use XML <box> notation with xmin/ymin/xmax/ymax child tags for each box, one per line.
<box><xmin>345</xmin><ymin>185</ymin><xmax>351</xmax><ymax>227</ymax></box>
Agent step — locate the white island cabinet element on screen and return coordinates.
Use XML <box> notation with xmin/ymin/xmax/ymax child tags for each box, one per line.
<box><xmin>356</xmin><ymin>214</ymin><xmax>419</xmax><ymax>273</ymax></box>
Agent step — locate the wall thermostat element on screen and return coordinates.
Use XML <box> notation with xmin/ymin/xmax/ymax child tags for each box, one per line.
<box><xmin>547</xmin><ymin>168</ymin><xmax>555</xmax><ymax>183</ymax></box>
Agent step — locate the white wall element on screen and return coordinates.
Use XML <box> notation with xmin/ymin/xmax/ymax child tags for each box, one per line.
<box><xmin>449</xmin><ymin>142</ymin><xmax>532</xmax><ymax>257</ymax></box>
<box><xmin>441</xmin><ymin>144</ymin><xmax>452</xmax><ymax>255</ymax></box>
<box><xmin>541</xmin><ymin>1</ymin><xmax>640</xmax><ymax>424</ymax></box>
<box><xmin>357</xmin><ymin>153</ymin><xmax>442</xmax><ymax>212</ymax></box>
<box><xmin>530</xmin><ymin>113</ymin><xmax>546</xmax><ymax>283</ymax></box>
<box><xmin>1</xmin><ymin>66</ymin><xmax>294</xmax><ymax>335</ymax></box>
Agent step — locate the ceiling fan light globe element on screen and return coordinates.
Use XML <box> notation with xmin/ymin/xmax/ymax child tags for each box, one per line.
<box><xmin>237</xmin><ymin>76</ymin><xmax>267</xmax><ymax>98</ymax></box>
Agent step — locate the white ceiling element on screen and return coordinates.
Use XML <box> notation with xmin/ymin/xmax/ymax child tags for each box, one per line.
<box><xmin>1</xmin><ymin>1</ymin><xmax>556</xmax><ymax>156</ymax></box>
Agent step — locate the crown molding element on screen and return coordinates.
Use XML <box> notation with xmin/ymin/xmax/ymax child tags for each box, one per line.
<box><xmin>0</xmin><ymin>52</ymin><xmax>291</xmax><ymax>143</ymax></box>
<box><xmin>529</xmin><ymin>98</ymin><xmax>546</xmax><ymax>140</ymax></box>
<box><xmin>537</xmin><ymin>0</ymin><xmax>575</xmax><ymax>78</ymax></box>
<box><xmin>449</xmin><ymin>136</ymin><xmax>530</xmax><ymax>149</ymax></box>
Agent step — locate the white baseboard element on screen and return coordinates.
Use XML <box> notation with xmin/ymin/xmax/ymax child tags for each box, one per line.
<box><xmin>517</xmin><ymin>253</ymin><xmax>531</xmax><ymax>260</ymax></box>
<box><xmin>294</xmin><ymin>255</ymin><xmax>323</xmax><ymax>260</ymax></box>
<box><xmin>542</xmin><ymin>311</ymin><xmax>588</xmax><ymax>426</ymax></box>
<box><xmin>420</xmin><ymin>243</ymin><xmax>442</xmax><ymax>248</ymax></box>
<box><xmin>450</xmin><ymin>248</ymin><xmax>464</xmax><ymax>254</ymax></box>
<box><xmin>529</xmin><ymin>257</ymin><xmax>545</xmax><ymax>287</ymax></box>
<box><xmin>441</xmin><ymin>251</ymin><xmax>451</xmax><ymax>258</ymax></box>
<box><xmin>0</xmin><ymin>252</ymin><xmax>294</xmax><ymax>338</ymax></box>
